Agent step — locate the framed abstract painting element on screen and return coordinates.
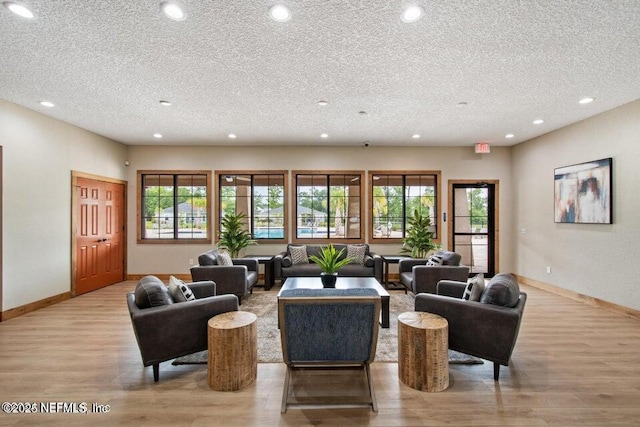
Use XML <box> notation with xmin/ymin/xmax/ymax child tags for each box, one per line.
<box><xmin>554</xmin><ymin>158</ymin><xmax>612</xmax><ymax>224</ymax></box>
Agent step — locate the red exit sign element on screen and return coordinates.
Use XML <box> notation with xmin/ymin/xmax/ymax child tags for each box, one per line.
<box><xmin>475</xmin><ymin>142</ymin><xmax>491</xmax><ymax>153</ymax></box>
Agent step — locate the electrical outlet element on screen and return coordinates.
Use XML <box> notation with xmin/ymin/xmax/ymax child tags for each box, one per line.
<box><xmin>189</xmin><ymin>258</ymin><xmax>194</xmax><ymax>266</ymax></box>
<box><xmin>546</xmin><ymin>266</ymin><xmax>551</xmax><ymax>274</ymax></box>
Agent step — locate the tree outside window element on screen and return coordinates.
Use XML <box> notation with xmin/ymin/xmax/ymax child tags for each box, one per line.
<box><xmin>217</xmin><ymin>172</ymin><xmax>287</xmax><ymax>241</ymax></box>
<box><xmin>294</xmin><ymin>172</ymin><xmax>364</xmax><ymax>242</ymax></box>
<box><xmin>370</xmin><ymin>172</ymin><xmax>440</xmax><ymax>242</ymax></box>
<box><xmin>139</xmin><ymin>172</ymin><xmax>211</xmax><ymax>243</ymax></box>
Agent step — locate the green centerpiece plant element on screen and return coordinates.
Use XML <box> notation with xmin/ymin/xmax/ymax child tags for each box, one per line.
<box><xmin>218</xmin><ymin>212</ymin><xmax>257</xmax><ymax>258</ymax></box>
<box><xmin>308</xmin><ymin>243</ymin><xmax>353</xmax><ymax>287</ymax></box>
<box><xmin>400</xmin><ymin>209</ymin><xmax>440</xmax><ymax>259</ymax></box>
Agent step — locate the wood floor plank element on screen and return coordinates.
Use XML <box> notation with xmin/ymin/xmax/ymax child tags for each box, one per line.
<box><xmin>1</xmin><ymin>281</ymin><xmax>640</xmax><ymax>426</ymax></box>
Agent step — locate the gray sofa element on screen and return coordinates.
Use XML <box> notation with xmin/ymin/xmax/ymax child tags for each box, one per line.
<box><xmin>274</xmin><ymin>244</ymin><xmax>383</xmax><ymax>283</ymax></box>
<box><xmin>127</xmin><ymin>275</ymin><xmax>238</xmax><ymax>382</ymax></box>
<box><xmin>398</xmin><ymin>250</ymin><xmax>470</xmax><ymax>294</ymax></box>
<box><xmin>190</xmin><ymin>249</ymin><xmax>258</xmax><ymax>304</ymax></box>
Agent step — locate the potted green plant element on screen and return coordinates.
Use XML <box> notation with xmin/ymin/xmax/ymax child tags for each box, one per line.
<box><xmin>400</xmin><ymin>209</ymin><xmax>440</xmax><ymax>258</ymax></box>
<box><xmin>218</xmin><ymin>212</ymin><xmax>257</xmax><ymax>258</ymax></box>
<box><xmin>308</xmin><ymin>244</ymin><xmax>353</xmax><ymax>288</ymax></box>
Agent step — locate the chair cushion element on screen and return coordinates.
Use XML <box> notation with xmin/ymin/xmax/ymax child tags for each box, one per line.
<box><xmin>480</xmin><ymin>273</ymin><xmax>520</xmax><ymax>307</ymax></box>
<box><xmin>462</xmin><ymin>273</ymin><xmax>485</xmax><ymax>302</ymax></box>
<box><xmin>347</xmin><ymin>244</ymin><xmax>367</xmax><ymax>264</ymax></box>
<box><xmin>216</xmin><ymin>251</ymin><xmax>233</xmax><ymax>266</ymax></box>
<box><xmin>289</xmin><ymin>245</ymin><xmax>309</xmax><ymax>265</ymax></box>
<box><xmin>440</xmin><ymin>251</ymin><xmax>462</xmax><ymax>266</ymax></box>
<box><xmin>134</xmin><ymin>276</ymin><xmax>174</xmax><ymax>309</ymax></box>
<box><xmin>168</xmin><ymin>276</ymin><xmax>196</xmax><ymax>302</ymax></box>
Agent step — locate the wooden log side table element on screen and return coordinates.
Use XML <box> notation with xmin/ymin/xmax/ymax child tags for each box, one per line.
<box><xmin>208</xmin><ymin>311</ymin><xmax>258</xmax><ymax>391</ymax></box>
<box><xmin>398</xmin><ymin>311</ymin><xmax>449</xmax><ymax>392</ymax></box>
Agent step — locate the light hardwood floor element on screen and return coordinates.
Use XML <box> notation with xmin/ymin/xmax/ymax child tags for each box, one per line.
<box><xmin>1</xmin><ymin>281</ymin><xmax>639</xmax><ymax>426</ymax></box>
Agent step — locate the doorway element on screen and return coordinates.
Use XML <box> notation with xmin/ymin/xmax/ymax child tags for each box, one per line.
<box><xmin>448</xmin><ymin>180</ymin><xmax>499</xmax><ymax>277</ymax></box>
<box><xmin>72</xmin><ymin>173</ymin><xmax>127</xmax><ymax>295</ymax></box>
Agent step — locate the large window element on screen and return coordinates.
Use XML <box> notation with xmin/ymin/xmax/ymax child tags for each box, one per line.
<box><xmin>294</xmin><ymin>171</ymin><xmax>364</xmax><ymax>243</ymax></box>
<box><xmin>216</xmin><ymin>172</ymin><xmax>287</xmax><ymax>242</ymax></box>
<box><xmin>370</xmin><ymin>171</ymin><xmax>440</xmax><ymax>242</ymax></box>
<box><xmin>138</xmin><ymin>171</ymin><xmax>211</xmax><ymax>243</ymax></box>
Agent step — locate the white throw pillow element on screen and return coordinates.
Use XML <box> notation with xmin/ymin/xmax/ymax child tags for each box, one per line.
<box><xmin>289</xmin><ymin>245</ymin><xmax>309</xmax><ymax>265</ymax></box>
<box><xmin>462</xmin><ymin>273</ymin><xmax>485</xmax><ymax>302</ymax></box>
<box><xmin>216</xmin><ymin>251</ymin><xmax>233</xmax><ymax>266</ymax></box>
<box><xmin>347</xmin><ymin>244</ymin><xmax>367</xmax><ymax>265</ymax></box>
<box><xmin>169</xmin><ymin>275</ymin><xmax>195</xmax><ymax>302</ymax></box>
<box><xmin>426</xmin><ymin>254</ymin><xmax>443</xmax><ymax>266</ymax></box>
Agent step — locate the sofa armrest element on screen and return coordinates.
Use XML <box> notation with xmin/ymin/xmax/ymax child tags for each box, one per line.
<box><xmin>415</xmin><ymin>293</ymin><xmax>526</xmax><ymax>364</ymax></box>
<box><xmin>436</xmin><ymin>280</ymin><xmax>467</xmax><ymax>298</ymax></box>
<box><xmin>232</xmin><ymin>258</ymin><xmax>258</xmax><ymax>272</ymax></box>
<box><xmin>368</xmin><ymin>253</ymin><xmax>383</xmax><ymax>283</ymax></box>
<box><xmin>398</xmin><ymin>258</ymin><xmax>427</xmax><ymax>273</ymax></box>
<box><xmin>187</xmin><ymin>280</ymin><xmax>217</xmax><ymax>298</ymax></box>
<box><xmin>273</xmin><ymin>251</ymin><xmax>288</xmax><ymax>279</ymax></box>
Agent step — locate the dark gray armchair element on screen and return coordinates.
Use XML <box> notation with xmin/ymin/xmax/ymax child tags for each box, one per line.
<box><xmin>127</xmin><ymin>275</ymin><xmax>239</xmax><ymax>382</ymax></box>
<box><xmin>414</xmin><ymin>277</ymin><xmax>527</xmax><ymax>381</ymax></box>
<box><xmin>278</xmin><ymin>288</ymin><xmax>381</xmax><ymax>413</ymax></box>
<box><xmin>190</xmin><ymin>249</ymin><xmax>258</xmax><ymax>304</ymax></box>
<box><xmin>398</xmin><ymin>251</ymin><xmax>470</xmax><ymax>294</ymax></box>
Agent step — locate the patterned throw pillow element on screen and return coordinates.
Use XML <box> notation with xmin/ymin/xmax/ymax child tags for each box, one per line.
<box><xmin>289</xmin><ymin>245</ymin><xmax>309</xmax><ymax>265</ymax></box>
<box><xmin>169</xmin><ymin>275</ymin><xmax>196</xmax><ymax>302</ymax></box>
<box><xmin>426</xmin><ymin>254</ymin><xmax>443</xmax><ymax>266</ymax></box>
<box><xmin>216</xmin><ymin>251</ymin><xmax>233</xmax><ymax>266</ymax></box>
<box><xmin>462</xmin><ymin>273</ymin><xmax>485</xmax><ymax>301</ymax></box>
<box><xmin>347</xmin><ymin>244</ymin><xmax>367</xmax><ymax>265</ymax></box>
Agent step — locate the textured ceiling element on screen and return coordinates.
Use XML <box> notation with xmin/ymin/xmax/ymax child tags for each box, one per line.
<box><xmin>1</xmin><ymin>1</ymin><xmax>639</xmax><ymax>147</ymax></box>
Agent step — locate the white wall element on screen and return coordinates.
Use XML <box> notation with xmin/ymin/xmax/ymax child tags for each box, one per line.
<box><xmin>0</xmin><ymin>100</ymin><xmax>128</xmax><ymax>311</ymax></box>
<box><xmin>512</xmin><ymin>100</ymin><xmax>640</xmax><ymax>310</ymax></box>
<box><xmin>126</xmin><ymin>145</ymin><xmax>514</xmax><ymax>275</ymax></box>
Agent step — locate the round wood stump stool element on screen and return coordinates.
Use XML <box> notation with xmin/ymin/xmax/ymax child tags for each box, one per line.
<box><xmin>398</xmin><ymin>311</ymin><xmax>449</xmax><ymax>392</ymax></box>
<box><xmin>208</xmin><ymin>311</ymin><xmax>257</xmax><ymax>391</ymax></box>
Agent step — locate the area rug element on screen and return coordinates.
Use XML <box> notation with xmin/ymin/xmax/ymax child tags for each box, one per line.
<box><xmin>173</xmin><ymin>292</ymin><xmax>483</xmax><ymax>365</ymax></box>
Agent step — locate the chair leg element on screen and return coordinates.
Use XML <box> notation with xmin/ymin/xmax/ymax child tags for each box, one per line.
<box><xmin>493</xmin><ymin>362</ymin><xmax>500</xmax><ymax>381</ymax></box>
<box><xmin>153</xmin><ymin>363</ymin><xmax>159</xmax><ymax>382</ymax></box>
<box><xmin>281</xmin><ymin>365</ymin><xmax>292</xmax><ymax>414</ymax></box>
<box><xmin>365</xmin><ymin>362</ymin><xmax>378</xmax><ymax>412</ymax></box>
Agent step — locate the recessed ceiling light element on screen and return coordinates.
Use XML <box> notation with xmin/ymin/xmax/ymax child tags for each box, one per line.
<box><xmin>579</xmin><ymin>97</ymin><xmax>594</xmax><ymax>104</ymax></box>
<box><xmin>153</xmin><ymin>133</ymin><xmax>163</xmax><ymax>138</ymax></box>
<box><xmin>39</xmin><ymin>101</ymin><xmax>54</xmax><ymax>108</ymax></box>
<box><xmin>317</xmin><ymin>100</ymin><xmax>328</xmax><ymax>106</ymax></box>
<box><xmin>533</xmin><ymin>119</ymin><xmax>544</xmax><ymax>125</ymax></box>
<box><xmin>228</xmin><ymin>133</ymin><xmax>237</xmax><ymax>139</ymax></box>
<box><xmin>269</xmin><ymin>4</ymin><xmax>291</xmax><ymax>22</ymax></box>
<box><xmin>3</xmin><ymin>2</ymin><xmax>34</xmax><ymax>19</ymax></box>
<box><xmin>159</xmin><ymin>100</ymin><xmax>172</xmax><ymax>106</ymax></box>
<box><xmin>401</xmin><ymin>5</ymin><xmax>425</xmax><ymax>23</ymax></box>
<box><xmin>160</xmin><ymin>2</ymin><xmax>185</xmax><ymax>21</ymax></box>
<box><xmin>320</xmin><ymin>133</ymin><xmax>329</xmax><ymax>138</ymax></box>
<box><xmin>412</xmin><ymin>134</ymin><xmax>421</xmax><ymax>139</ymax></box>
<box><xmin>505</xmin><ymin>133</ymin><xmax>515</xmax><ymax>139</ymax></box>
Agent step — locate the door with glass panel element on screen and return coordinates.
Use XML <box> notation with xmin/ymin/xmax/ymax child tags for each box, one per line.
<box><xmin>450</xmin><ymin>182</ymin><xmax>497</xmax><ymax>277</ymax></box>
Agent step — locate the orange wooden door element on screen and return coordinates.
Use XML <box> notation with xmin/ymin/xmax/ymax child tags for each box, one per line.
<box><xmin>76</xmin><ymin>177</ymin><xmax>125</xmax><ymax>295</ymax></box>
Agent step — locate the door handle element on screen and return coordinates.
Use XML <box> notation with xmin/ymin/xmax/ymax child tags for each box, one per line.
<box><xmin>95</xmin><ymin>238</ymin><xmax>109</xmax><ymax>242</ymax></box>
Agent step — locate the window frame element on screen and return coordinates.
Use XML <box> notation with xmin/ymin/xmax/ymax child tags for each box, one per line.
<box><xmin>214</xmin><ymin>170</ymin><xmax>289</xmax><ymax>244</ymax></box>
<box><xmin>368</xmin><ymin>170</ymin><xmax>441</xmax><ymax>244</ymax></box>
<box><xmin>293</xmin><ymin>170</ymin><xmax>365</xmax><ymax>244</ymax></box>
<box><xmin>137</xmin><ymin>170</ymin><xmax>212</xmax><ymax>244</ymax></box>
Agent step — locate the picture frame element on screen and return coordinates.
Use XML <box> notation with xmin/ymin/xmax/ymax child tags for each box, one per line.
<box><xmin>554</xmin><ymin>158</ymin><xmax>612</xmax><ymax>224</ymax></box>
